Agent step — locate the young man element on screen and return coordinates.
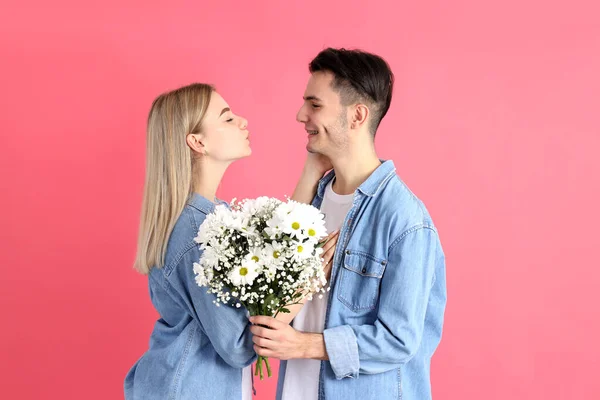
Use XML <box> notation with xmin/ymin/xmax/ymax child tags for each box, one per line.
<box><xmin>250</xmin><ymin>48</ymin><xmax>447</xmax><ymax>399</ymax></box>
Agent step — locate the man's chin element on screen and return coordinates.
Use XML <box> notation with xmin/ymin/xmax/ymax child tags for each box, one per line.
<box><xmin>306</xmin><ymin>142</ymin><xmax>319</xmax><ymax>153</ymax></box>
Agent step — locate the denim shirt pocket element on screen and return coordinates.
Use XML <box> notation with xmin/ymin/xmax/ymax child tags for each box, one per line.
<box><xmin>337</xmin><ymin>250</ymin><xmax>387</xmax><ymax>312</ymax></box>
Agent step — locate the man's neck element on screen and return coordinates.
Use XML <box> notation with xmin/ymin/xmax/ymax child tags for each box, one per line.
<box><xmin>330</xmin><ymin>148</ymin><xmax>381</xmax><ymax>195</ymax></box>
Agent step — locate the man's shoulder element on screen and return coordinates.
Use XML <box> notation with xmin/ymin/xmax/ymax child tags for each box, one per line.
<box><xmin>375</xmin><ymin>174</ymin><xmax>436</xmax><ymax>235</ymax></box>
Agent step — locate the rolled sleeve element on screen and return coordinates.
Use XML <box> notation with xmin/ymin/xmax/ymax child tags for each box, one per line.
<box><xmin>323</xmin><ymin>325</ymin><xmax>360</xmax><ymax>379</ymax></box>
<box><xmin>322</xmin><ymin>226</ymin><xmax>442</xmax><ymax>377</ymax></box>
<box><xmin>167</xmin><ymin>246</ymin><xmax>257</xmax><ymax>368</ymax></box>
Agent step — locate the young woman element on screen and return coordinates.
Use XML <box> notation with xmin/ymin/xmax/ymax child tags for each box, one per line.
<box><xmin>124</xmin><ymin>83</ymin><xmax>337</xmax><ymax>400</ymax></box>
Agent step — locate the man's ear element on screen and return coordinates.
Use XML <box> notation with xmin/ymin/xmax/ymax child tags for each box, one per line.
<box><xmin>350</xmin><ymin>104</ymin><xmax>369</xmax><ymax>130</ymax></box>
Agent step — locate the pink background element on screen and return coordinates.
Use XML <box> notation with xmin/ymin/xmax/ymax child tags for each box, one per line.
<box><xmin>1</xmin><ymin>0</ymin><xmax>599</xmax><ymax>398</ymax></box>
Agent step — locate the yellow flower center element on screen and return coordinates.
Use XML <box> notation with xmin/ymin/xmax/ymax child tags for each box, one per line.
<box><xmin>308</xmin><ymin>228</ymin><xmax>316</xmax><ymax>237</ymax></box>
<box><xmin>292</xmin><ymin>222</ymin><xmax>300</xmax><ymax>230</ymax></box>
<box><xmin>252</xmin><ymin>256</ymin><xmax>259</xmax><ymax>262</ymax></box>
<box><xmin>297</xmin><ymin>245</ymin><xmax>304</xmax><ymax>253</ymax></box>
<box><xmin>273</xmin><ymin>251</ymin><xmax>280</xmax><ymax>259</ymax></box>
<box><xmin>239</xmin><ymin>267</ymin><xmax>248</xmax><ymax>276</ymax></box>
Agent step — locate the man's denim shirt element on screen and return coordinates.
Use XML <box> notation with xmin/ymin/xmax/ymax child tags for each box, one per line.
<box><xmin>276</xmin><ymin>160</ymin><xmax>447</xmax><ymax>400</ymax></box>
<box><xmin>125</xmin><ymin>194</ymin><xmax>256</xmax><ymax>400</ymax></box>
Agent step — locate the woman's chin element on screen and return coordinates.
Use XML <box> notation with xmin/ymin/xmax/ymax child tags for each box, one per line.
<box><xmin>236</xmin><ymin>148</ymin><xmax>252</xmax><ymax>160</ymax></box>
<box><xmin>228</xmin><ymin>145</ymin><xmax>252</xmax><ymax>162</ymax></box>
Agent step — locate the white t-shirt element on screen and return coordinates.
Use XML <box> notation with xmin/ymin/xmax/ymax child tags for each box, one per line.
<box><xmin>281</xmin><ymin>179</ymin><xmax>354</xmax><ymax>400</ymax></box>
<box><xmin>242</xmin><ymin>365</ymin><xmax>252</xmax><ymax>400</ymax></box>
<box><xmin>242</xmin><ymin>306</ymin><xmax>254</xmax><ymax>399</ymax></box>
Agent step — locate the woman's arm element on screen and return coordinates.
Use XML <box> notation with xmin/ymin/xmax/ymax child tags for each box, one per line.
<box><xmin>290</xmin><ymin>153</ymin><xmax>333</xmax><ymax>204</ymax></box>
<box><xmin>277</xmin><ymin>153</ymin><xmax>336</xmax><ymax>324</ymax></box>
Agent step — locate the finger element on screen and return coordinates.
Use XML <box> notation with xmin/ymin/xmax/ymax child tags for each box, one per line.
<box><xmin>327</xmin><ymin>229</ymin><xmax>340</xmax><ymax>241</ymax></box>
<box><xmin>322</xmin><ymin>241</ymin><xmax>336</xmax><ymax>258</ymax></box>
<box><xmin>322</xmin><ymin>255</ymin><xmax>334</xmax><ymax>269</ymax></box>
<box><xmin>321</xmin><ymin>236</ymin><xmax>338</xmax><ymax>256</ymax></box>
<box><xmin>324</xmin><ymin>259</ymin><xmax>333</xmax><ymax>279</ymax></box>
<box><xmin>249</xmin><ymin>316</ymin><xmax>285</xmax><ymax>330</ymax></box>
<box><xmin>254</xmin><ymin>345</ymin><xmax>275</xmax><ymax>358</ymax></box>
<box><xmin>250</xmin><ymin>325</ymin><xmax>278</xmax><ymax>339</ymax></box>
<box><xmin>252</xmin><ymin>335</ymin><xmax>276</xmax><ymax>349</ymax></box>
<box><xmin>327</xmin><ymin>229</ymin><xmax>340</xmax><ymax>238</ymax></box>
<box><xmin>322</xmin><ymin>236</ymin><xmax>338</xmax><ymax>253</ymax></box>
<box><xmin>321</xmin><ymin>242</ymin><xmax>337</xmax><ymax>264</ymax></box>
<box><xmin>320</xmin><ymin>230</ymin><xmax>339</xmax><ymax>245</ymax></box>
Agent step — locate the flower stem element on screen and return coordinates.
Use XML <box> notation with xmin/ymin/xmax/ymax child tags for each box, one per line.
<box><xmin>256</xmin><ymin>356</ymin><xmax>272</xmax><ymax>380</ymax></box>
<box><xmin>256</xmin><ymin>356</ymin><xmax>262</xmax><ymax>380</ymax></box>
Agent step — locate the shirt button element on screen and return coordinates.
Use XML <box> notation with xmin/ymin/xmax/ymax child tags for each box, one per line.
<box><xmin>362</xmin><ymin>267</ymin><xmax>367</xmax><ymax>273</ymax></box>
<box><xmin>346</xmin><ymin>250</ymin><xmax>351</xmax><ymax>255</ymax></box>
<box><xmin>381</xmin><ymin>261</ymin><xmax>387</xmax><ymax>266</ymax></box>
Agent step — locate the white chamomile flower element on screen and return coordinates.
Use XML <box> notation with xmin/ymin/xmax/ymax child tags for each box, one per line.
<box><xmin>265</xmin><ymin>215</ymin><xmax>285</xmax><ymax>238</ymax></box>
<box><xmin>264</xmin><ymin>242</ymin><xmax>285</xmax><ymax>263</ymax></box>
<box><xmin>292</xmin><ymin>241</ymin><xmax>314</xmax><ymax>260</ymax></box>
<box><xmin>282</xmin><ymin>211</ymin><xmax>307</xmax><ymax>239</ymax></box>
<box><xmin>229</xmin><ymin>258</ymin><xmax>260</xmax><ymax>287</ymax></box>
<box><xmin>305</xmin><ymin>216</ymin><xmax>327</xmax><ymax>242</ymax></box>
<box><xmin>247</xmin><ymin>247</ymin><xmax>266</xmax><ymax>266</ymax></box>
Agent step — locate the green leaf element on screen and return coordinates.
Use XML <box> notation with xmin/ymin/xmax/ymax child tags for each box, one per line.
<box><xmin>264</xmin><ymin>294</ymin><xmax>280</xmax><ymax>308</ymax></box>
<box><xmin>247</xmin><ymin>304</ymin><xmax>260</xmax><ymax>317</ymax></box>
<box><xmin>279</xmin><ymin>308</ymin><xmax>291</xmax><ymax>313</ymax></box>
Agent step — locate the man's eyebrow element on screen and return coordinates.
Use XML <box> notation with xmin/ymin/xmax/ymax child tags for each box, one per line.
<box><xmin>303</xmin><ymin>96</ymin><xmax>322</xmax><ymax>102</ymax></box>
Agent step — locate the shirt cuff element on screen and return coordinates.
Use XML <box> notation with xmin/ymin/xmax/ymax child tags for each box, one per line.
<box><xmin>323</xmin><ymin>325</ymin><xmax>359</xmax><ymax>379</ymax></box>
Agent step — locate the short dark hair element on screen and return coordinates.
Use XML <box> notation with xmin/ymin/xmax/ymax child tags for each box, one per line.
<box><xmin>309</xmin><ymin>47</ymin><xmax>394</xmax><ymax>136</ymax></box>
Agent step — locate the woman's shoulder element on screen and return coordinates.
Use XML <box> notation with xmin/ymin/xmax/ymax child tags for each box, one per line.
<box><xmin>162</xmin><ymin>206</ymin><xmax>206</xmax><ymax>274</ymax></box>
<box><xmin>161</xmin><ymin>194</ymin><xmax>225</xmax><ymax>275</ymax></box>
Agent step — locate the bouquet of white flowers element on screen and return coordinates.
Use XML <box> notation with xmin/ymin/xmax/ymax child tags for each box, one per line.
<box><xmin>193</xmin><ymin>197</ymin><xmax>329</xmax><ymax>379</ymax></box>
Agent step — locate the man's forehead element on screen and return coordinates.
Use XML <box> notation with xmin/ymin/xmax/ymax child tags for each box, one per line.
<box><xmin>308</xmin><ymin>71</ymin><xmax>333</xmax><ymax>86</ymax></box>
<box><xmin>304</xmin><ymin>71</ymin><xmax>336</xmax><ymax>98</ymax></box>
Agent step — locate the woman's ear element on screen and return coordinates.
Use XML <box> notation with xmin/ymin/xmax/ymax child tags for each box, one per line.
<box><xmin>186</xmin><ymin>133</ymin><xmax>207</xmax><ymax>155</ymax></box>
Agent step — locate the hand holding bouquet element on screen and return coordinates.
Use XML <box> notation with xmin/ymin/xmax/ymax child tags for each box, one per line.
<box><xmin>193</xmin><ymin>197</ymin><xmax>330</xmax><ymax>379</ymax></box>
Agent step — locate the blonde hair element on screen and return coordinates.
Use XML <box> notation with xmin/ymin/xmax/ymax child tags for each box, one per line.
<box><xmin>134</xmin><ymin>83</ymin><xmax>214</xmax><ymax>274</ymax></box>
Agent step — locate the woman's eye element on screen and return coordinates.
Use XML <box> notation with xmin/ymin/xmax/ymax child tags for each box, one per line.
<box><xmin>311</xmin><ymin>104</ymin><xmax>321</xmax><ymax>109</ymax></box>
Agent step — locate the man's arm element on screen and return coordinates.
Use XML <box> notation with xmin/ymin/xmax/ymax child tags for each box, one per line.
<box><xmin>250</xmin><ymin>226</ymin><xmax>441</xmax><ymax>379</ymax></box>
